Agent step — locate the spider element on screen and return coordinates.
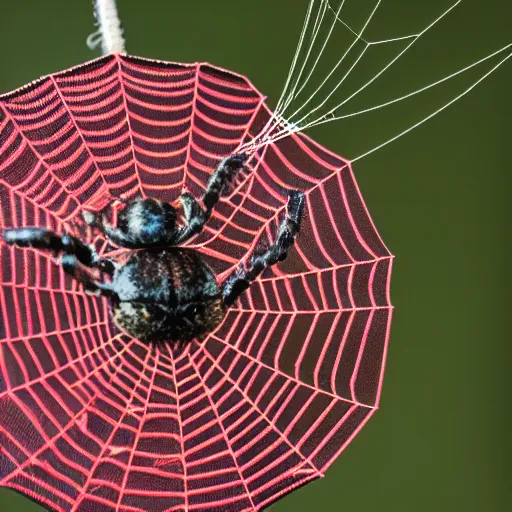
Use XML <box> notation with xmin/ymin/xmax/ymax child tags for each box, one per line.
<box><xmin>1</xmin><ymin>153</ymin><xmax>305</xmax><ymax>347</ymax></box>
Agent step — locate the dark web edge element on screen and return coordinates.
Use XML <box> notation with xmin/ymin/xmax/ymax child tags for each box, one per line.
<box><xmin>0</xmin><ymin>53</ymin><xmax>257</xmax><ymax>102</ymax></box>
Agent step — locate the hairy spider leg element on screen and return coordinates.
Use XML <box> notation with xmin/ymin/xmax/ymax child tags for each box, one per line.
<box><xmin>221</xmin><ymin>190</ymin><xmax>305</xmax><ymax>307</ymax></box>
<box><xmin>2</xmin><ymin>227</ymin><xmax>118</xmax><ymax>296</ymax></box>
<box><xmin>2</xmin><ymin>228</ymin><xmax>116</xmax><ymax>274</ymax></box>
<box><xmin>174</xmin><ymin>153</ymin><xmax>249</xmax><ymax>244</ymax></box>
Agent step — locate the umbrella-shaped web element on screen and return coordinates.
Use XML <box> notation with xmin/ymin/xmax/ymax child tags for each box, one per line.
<box><xmin>0</xmin><ymin>54</ymin><xmax>393</xmax><ymax>511</ymax></box>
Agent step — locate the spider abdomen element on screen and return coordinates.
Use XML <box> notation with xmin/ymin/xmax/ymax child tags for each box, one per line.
<box><xmin>111</xmin><ymin>248</ymin><xmax>225</xmax><ymax>344</ymax></box>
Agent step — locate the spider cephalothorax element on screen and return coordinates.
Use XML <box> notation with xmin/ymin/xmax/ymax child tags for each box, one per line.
<box><xmin>2</xmin><ymin>153</ymin><xmax>305</xmax><ymax>347</ymax></box>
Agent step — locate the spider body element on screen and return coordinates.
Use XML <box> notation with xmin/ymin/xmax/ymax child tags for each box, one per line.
<box><xmin>2</xmin><ymin>153</ymin><xmax>305</xmax><ymax>347</ymax></box>
<box><xmin>111</xmin><ymin>248</ymin><xmax>225</xmax><ymax>343</ymax></box>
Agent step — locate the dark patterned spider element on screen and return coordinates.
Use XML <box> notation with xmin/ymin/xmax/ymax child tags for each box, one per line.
<box><xmin>2</xmin><ymin>154</ymin><xmax>305</xmax><ymax>347</ymax></box>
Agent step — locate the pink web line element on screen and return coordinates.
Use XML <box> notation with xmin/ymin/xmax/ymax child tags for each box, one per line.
<box><xmin>61</xmin><ymin>74</ymin><xmax>119</xmax><ymax>102</ymax></box>
<box><xmin>193</xmin><ymin>107</ymin><xmax>244</xmax><ymax>133</ymax></box>
<box><xmin>337</xmin><ymin>172</ymin><xmax>377</xmax><ymax>258</ymax></box>
<box><xmin>198</xmin><ymin>81</ymin><xmax>261</xmax><ymax>105</ymax></box>
<box><xmin>0</xmin><ymin>187</ymin><xmax>85</xmax><ymax>344</ymax></box>
<box><xmin>317</xmin><ymin>271</ymin><xmax>328</xmax><ymax>309</ymax></box>
<box><xmin>72</xmin><ymin>346</ymin><xmax>153</xmax><ymax>511</ymax></box>
<box><xmin>6</xmin><ymin>282</ymin><xmax>106</xmax><ymax>299</ymax></box>
<box><xmin>134</xmin><ymin>142</ymin><xmax>187</xmax><ymax>160</ymax></box>
<box><xmin>1</xmin><ymin>338</ymin><xmax>136</xmax><ymax>489</ymax></box>
<box><xmin>25</xmin><ymin>92</ymin><xmax>64</xmax><ymax>116</ymax></box>
<box><xmin>181</xmin><ymin>63</ymin><xmax>200</xmax><ymax>194</ymax></box>
<box><xmin>166</xmin><ymin>344</ymin><xmax>189</xmax><ymax>511</ymax></box>
<box><xmin>2</xmin><ymin>313</ymin><xmax>92</xmax><ymax>386</ymax></box>
<box><xmin>1</xmin><ymin>77</ymin><xmax>55</xmax><ymax>103</ymax></box>
<box><xmin>259</xmin><ymin>138</ymin><xmax>321</xmax><ymax>185</ymax></box>
<box><xmin>301</xmin><ymin>273</ymin><xmax>320</xmax><ymax>309</ymax></box>
<box><xmin>123</xmin><ymin>92</ymin><xmax>193</xmax><ymax>114</ymax></box>
<box><xmin>56</xmin><ymin>100</ymin><xmax>125</xmax><ymax>124</ymax></box>
<box><xmin>114</xmin><ymin>54</ymin><xmax>145</xmax><ymax>199</ymax></box>
<box><xmin>186</xmin><ymin>97</ymin><xmax>268</xmax><ymax>251</ymax></box>
<box><xmin>305</xmin><ymin>198</ymin><xmax>337</xmax><ymax>267</ymax></box>
<box><xmin>8</xmin><ymin>157</ymin><xmax>44</xmax><ymax>193</ymax></box>
<box><xmin>0</xmin><ymin>107</ymin><xmax>82</xmax><ymax>218</ymax></box>
<box><xmin>318</xmin><ymin>407</ymin><xmax>377</xmax><ymax>474</ymax></box>
<box><xmin>213</xmin><ymin>160</ymin><xmax>350</xmax><ymax>279</ymax></box>
<box><xmin>187</xmin><ymin>353</ymin><xmax>257</xmax><ymax>511</ymax></box>
<box><xmin>122</xmin><ymin>74</ymin><xmax>196</xmax><ymax>97</ymax></box>
<box><xmin>120</xmin><ymin>57</ymin><xmax>195</xmax><ymax>79</ymax></box>
<box><xmin>0</xmin><ymin>321</ymin><xmax>109</xmax><ymax>393</ymax></box>
<box><xmin>319</xmin><ymin>183</ymin><xmax>356</xmax><ymax>261</ymax></box>
<box><xmin>116</xmin><ymin>57</ymin><xmax>260</xmax><ymax>205</ymax></box>
<box><xmin>6</xmin><ymin>94</ymin><xmax>61</xmax><ymax>119</ymax></box>
<box><xmin>229</xmin><ymin>155</ymin><xmax>385</xmax><ymax>288</ymax></box>
<box><xmin>313</xmin><ymin>312</ymin><xmax>341</xmax><ymax>390</ymax></box>
<box><xmin>332</xmin><ymin>310</ymin><xmax>357</xmax><ymax>397</ymax></box>
<box><xmin>230</xmin><ymin>305</ymin><xmax>391</xmax><ymax>314</ymax></box>
<box><xmin>70</xmin><ymin>341</ymin><xmax>157</xmax><ymax>410</ymax></box>
<box><xmin>374</xmin><ymin>259</ymin><xmax>394</xmax><ymax>408</ymax></box>
<box><xmin>196</xmin><ymin>94</ymin><xmax>256</xmax><ymax>117</ymax></box>
<box><xmin>1</xmin><ymin>170</ymin><xmax>72</xmax><ymax>232</ymax></box>
<box><xmin>349</xmin><ymin>310</ymin><xmax>375</xmax><ymax>402</ymax></box>
<box><xmin>90</xmin><ymin>352</ymin><xmax>163</xmax><ymax>411</ymax></box>
<box><xmin>368</xmin><ymin>261</ymin><xmax>377</xmax><ymax>308</ymax></box>
<box><xmin>259</xmin><ymin>120</ymin><xmax>392</xmax><ymax>259</ymax></box>
<box><xmin>191</xmin><ymin>342</ymin><xmax>322</xmax><ymax>474</ymax></box>
<box><xmin>132</xmin><ymin>128</ymin><xmax>187</xmax><ymax>147</ymax></box>
<box><xmin>1</xmin><ymin>106</ymin><xmax>101</xmax><ymax>207</ymax></box>
<box><xmin>209</xmin><ymin>331</ymin><xmax>370</xmax><ymax>408</ymax></box>
<box><xmin>114</xmin><ymin>352</ymin><xmax>160</xmax><ymax>511</ymax></box>
<box><xmin>294</xmin><ymin>313</ymin><xmax>320</xmax><ymax>380</ymax></box>
<box><xmin>191</xmin><ymin>126</ymin><xmax>239</xmax><ymax>148</ymax></box>
<box><xmin>124</xmin><ymin>109</ymin><xmax>188</xmax><ymax>128</ymax></box>
<box><xmin>1</xmin><ymin>334</ymin><xmax>138</xmax><ymax>446</ymax></box>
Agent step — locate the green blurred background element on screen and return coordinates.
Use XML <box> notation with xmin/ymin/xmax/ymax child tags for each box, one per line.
<box><xmin>0</xmin><ymin>0</ymin><xmax>510</xmax><ymax>510</ymax></box>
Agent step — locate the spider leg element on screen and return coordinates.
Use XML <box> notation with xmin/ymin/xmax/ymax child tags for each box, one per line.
<box><xmin>61</xmin><ymin>255</ymin><xmax>118</xmax><ymax>299</ymax></box>
<box><xmin>203</xmin><ymin>153</ymin><xmax>249</xmax><ymax>216</ymax></box>
<box><xmin>174</xmin><ymin>153</ymin><xmax>249</xmax><ymax>244</ymax></box>
<box><xmin>221</xmin><ymin>190</ymin><xmax>305</xmax><ymax>307</ymax></box>
<box><xmin>2</xmin><ymin>228</ymin><xmax>117</xmax><ymax>276</ymax></box>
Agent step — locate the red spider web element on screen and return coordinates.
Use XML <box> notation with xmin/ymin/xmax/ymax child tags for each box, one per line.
<box><xmin>0</xmin><ymin>54</ymin><xmax>393</xmax><ymax>512</ymax></box>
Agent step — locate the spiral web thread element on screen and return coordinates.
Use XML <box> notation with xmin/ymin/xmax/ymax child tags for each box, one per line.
<box><xmin>0</xmin><ymin>54</ymin><xmax>392</xmax><ymax>511</ymax></box>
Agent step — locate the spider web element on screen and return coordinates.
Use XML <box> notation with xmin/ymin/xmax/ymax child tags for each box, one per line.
<box><xmin>0</xmin><ymin>53</ymin><xmax>392</xmax><ymax>511</ymax></box>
